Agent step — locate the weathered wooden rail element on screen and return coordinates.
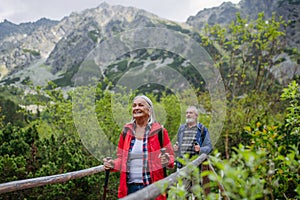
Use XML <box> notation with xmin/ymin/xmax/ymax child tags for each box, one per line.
<box><xmin>0</xmin><ymin>165</ymin><xmax>105</xmax><ymax>194</ymax></box>
<box><xmin>0</xmin><ymin>154</ymin><xmax>229</xmax><ymax>199</ymax></box>
<box><xmin>120</xmin><ymin>153</ymin><xmax>209</xmax><ymax>200</ymax></box>
<box><xmin>119</xmin><ymin>154</ymin><xmax>229</xmax><ymax>200</ymax></box>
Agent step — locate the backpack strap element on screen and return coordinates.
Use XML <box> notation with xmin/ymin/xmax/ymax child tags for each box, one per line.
<box><xmin>176</xmin><ymin>124</ymin><xmax>185</xmax><ymax>158</ymax></box>
<box><xmin>158</xmin><ymin>127</ymin><xmax>164</xmax><ymax>148</ymax></box>
<box><xmin>122</xmin><ymin>127</ymin><xmax>129</xmax><ymax>140</ymax></box>
<box><xmin>158</xmin><ymin>126</ymin><xmax>167</xmax><ymax>178</ymax></box>
<box><xmin>177</xmin><ymin>124</ymin><xmax>185</xmax><ymax>145</ymax></box>
<box><xmin>198</xmin><ymin>124</ymin><xmax>206</xmax><ymax>146</ymax></box>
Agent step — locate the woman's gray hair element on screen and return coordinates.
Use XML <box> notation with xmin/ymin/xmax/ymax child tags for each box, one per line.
<box><xmin>131</xmin><ymin>95</ymin><xmax>156</xmax><ymax>124</ymax></box>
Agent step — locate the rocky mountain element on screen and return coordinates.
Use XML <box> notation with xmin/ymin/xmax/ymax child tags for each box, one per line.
<box><xmin>0</xmin><ymin>17</ymin><xmax>63</xmax><ymax>82</ymax></box>
<box><xmin>0</xmin><ymin>2</ymin><xmax>194</xmax><ymax>87</ymax></box>
<box><xmin>44</xmin><ymin>2</ymin><xmax>188</xmax><ymax>74</ymax></box>
<box><xmin>0</xmin><ymin>0</ymin><xmax>299</xmax><ymax>88</ymax></box>
<box><xmin>0</xmin><ymin>18</ymin><xmax>58</xmax><ymax>81</ymax></box>
<box><xmin>187</xmin><ymin>0</ymin><xmax>300</xmax><ymax>84</ymax></box>
<box><xmin>187</xmin><ymin>0</ymin><xmax>300</xmax><ymax>48</ymax></box>
<box><xmin>187</xmin><ymin>0</ymin><xmax>276</xmax><ymax>28</ymax></box>
<box><xmin>0</xmin><ymin>18</ymin><xmax>58</xmax><ymax>40</ymax></box>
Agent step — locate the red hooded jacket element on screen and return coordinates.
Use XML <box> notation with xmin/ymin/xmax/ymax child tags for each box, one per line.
<box><xmin>112</xmin><ymin>122</ymin><xmax>174</xmax><ymax>200</ymax></box>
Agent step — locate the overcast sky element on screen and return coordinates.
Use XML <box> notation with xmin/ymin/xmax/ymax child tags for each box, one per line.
<box><xmin>0</xmin><ymin>0</ymin><xmax>241</xmax><ymax>24</ymax></box>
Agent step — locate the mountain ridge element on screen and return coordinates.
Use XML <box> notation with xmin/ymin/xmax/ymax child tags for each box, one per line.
<box><xmin>187</xmin><ymin>0</ymin><xmax>300</xmax><ymax>47</ymax></box>
<box><xmin>0</xmin><ymin>18</ymin><xmax>59</xmax><ymax>40</ymax></box>
<box><xmin>0</xmin><ymin>0</ymin><xmax>299</xmax><ymax>88</ymax></box>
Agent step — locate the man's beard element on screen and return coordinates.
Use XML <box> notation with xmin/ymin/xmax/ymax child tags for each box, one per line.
<box><xmin>186</xmin><ymin>118</ymin><xmax>195</xmax><ymax>124</ymax></box>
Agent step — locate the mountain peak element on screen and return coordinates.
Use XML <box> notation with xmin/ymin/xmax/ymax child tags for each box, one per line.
<box><xmin>1</xmin><ymin>0</ymin><xmax>298</xmax><ymax>87</ymax></box>
<box><xmin>2</xmin><ymin>19</ymin><xmax>15</xmax><ymax>25</ymax></box>
<box><xmin>98</xmin><ymin>1</ymin><xmax>110</xmax><ymax>8</ymax></box>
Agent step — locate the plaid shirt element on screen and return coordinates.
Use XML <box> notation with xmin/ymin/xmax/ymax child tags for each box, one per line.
<box><xmin>180</xmin><ymin>125</ymin><xmax>197</xmax><ymax>158</ymax></box>
<box><xmin>127</xmin><ymin>123</ymin><xmax>152</xmax><ymax>185</ymax></box>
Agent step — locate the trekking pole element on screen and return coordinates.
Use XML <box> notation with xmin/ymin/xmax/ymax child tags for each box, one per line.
<box><xmin>160</xmin><ymin>148</ymin><xmax>169</xmax><ymax>198</ymax></box>
<box><xmin>102</xmin><ymin>157</ymin><xmax>111</xmax><ymax>200</ymax></box>
<box><xmin>174</xmin><ymin>141</ymin><xmax>179</xmax><ymax>171</ymax></box>
<box><xmin>160</xmin><ymin>148</ymin><xmax>167</xmax><ymax>177</ymax></box>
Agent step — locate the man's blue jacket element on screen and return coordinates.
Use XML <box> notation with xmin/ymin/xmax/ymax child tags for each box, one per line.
<box><xmin>176</xmin><ymin>122</ymin><xmax>213</xmax><ymax>158</ymax></box>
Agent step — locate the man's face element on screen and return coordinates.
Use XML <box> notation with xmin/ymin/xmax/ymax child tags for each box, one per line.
<box><xmin>185</xmin><ymin>108</ymin><xmax>197</xmax><ymax>124</ymax></box>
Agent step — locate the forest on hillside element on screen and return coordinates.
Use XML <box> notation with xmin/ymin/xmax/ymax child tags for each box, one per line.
<box><xmin>0</xmin><ymin>12</ymin><xmax>299</xmax><ymax>199</ymax></box>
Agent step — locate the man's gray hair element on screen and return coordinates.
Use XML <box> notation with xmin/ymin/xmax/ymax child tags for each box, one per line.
<box><xmin>131</xmin><ymin>95</ymin><xmax>156</xmax><ymax>124</ymax></box>
<box><xmin>187</xmin><ymin>106</ymin><xmax>198</xmax><ymax>116</ymax></box>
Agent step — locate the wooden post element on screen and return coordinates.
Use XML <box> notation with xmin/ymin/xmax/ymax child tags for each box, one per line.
<box><xmin>201</xmin><ymin>160</ymin><xmax>211</xmax><ymax>196</ymax></box>
<box><xmin>208</xmin><ymin>163</ymin><xmax>230</xmax><ymax>200</ymax></box>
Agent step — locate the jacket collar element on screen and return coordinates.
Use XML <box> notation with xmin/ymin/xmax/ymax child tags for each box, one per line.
<box><xmin>124</xmin><ymin>122</ymin><xmax>163</xmax><ymax>136</ymax></box>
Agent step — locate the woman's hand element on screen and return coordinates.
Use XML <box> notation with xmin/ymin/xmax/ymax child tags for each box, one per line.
<box><xmin>159</xmin><ymin>152</ymin><xmax>170</xmax><ymax>166</ymax></box>
<box><xmin>103</xmin><ymin>157</ymin><xmax>114</xmax><ymax>170</ymax></box>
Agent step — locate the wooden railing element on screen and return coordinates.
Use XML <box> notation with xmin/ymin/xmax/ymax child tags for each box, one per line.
<box><xmin>120</xmin><ymin>153</ymin><xmax>229</xmax><ymax>200</ymax></box>
<box><xmin>0</xmin><ymin>154</ymin><xmax>229</xmax><ymax>199</ymax></box>
<box><xmin>0</xmin><ymin>165</ymin><xmax>106</xmax><ymax>194</ymax></box>
<box><xmin>120</xmin><ymin>153</ymin><xmax>209</xmax><ymax>200</ymax></box>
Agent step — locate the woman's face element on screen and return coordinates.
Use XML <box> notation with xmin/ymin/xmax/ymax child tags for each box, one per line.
<box><xmin>132</xmin><ymin>97</ymin><xmax>151</xmax><ymax>120</ymax></box>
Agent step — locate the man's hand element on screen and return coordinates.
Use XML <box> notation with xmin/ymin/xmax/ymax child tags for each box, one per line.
<box><xmin>173</xmin><ymin>142</ymin><xmax>179</xmax><ymax>152</ymax></box>
<box><xmin>194</xmin><ymin>142</ymin><xmax>200</xmax><ymax>152</ymax></box>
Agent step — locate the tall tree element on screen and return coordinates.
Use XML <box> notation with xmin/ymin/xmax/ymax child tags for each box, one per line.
<box><xmin>202</xmin><ymin>12</ymin><xmax>291</xmax><ymax>98</ymax></box>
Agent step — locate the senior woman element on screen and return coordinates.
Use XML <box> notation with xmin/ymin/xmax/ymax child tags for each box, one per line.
<box><xmin>103</xmin><ymin>95</ymin><xmax>174</xmax><ymax>199</ymax></box>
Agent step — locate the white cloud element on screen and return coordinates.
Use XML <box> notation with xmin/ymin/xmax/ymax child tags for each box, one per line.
<box><xmin>0</xmin><ymin>0</ymin><xmax>29</xmax><ymax>22</ymax></box>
